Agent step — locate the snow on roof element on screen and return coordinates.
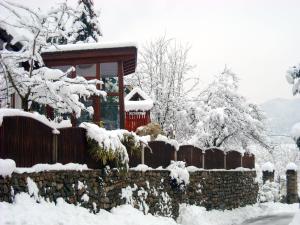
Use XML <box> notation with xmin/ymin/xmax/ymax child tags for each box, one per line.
<box><xmin>0</xmin><ymin>108</ymin><xmax>60</xmax><ymax>134</ymax></box>
<box><xmin>43</xmin><ymin>41</ymin><xmax>138</xmax><ymax>53</ymax></box>
<box><xmin>125</xmin><ymin>87</ymin><xmax>153</xmax><ymax>112</ymax></box>
<box><xmin>286</xmin><ymin>162</ymin><xmax>298</xmax><ymax>171</ymax></box>
<box><xmin>262</xmin><ymin>162</ymin><xmax>274</xmax><ymax>172</ymax></box>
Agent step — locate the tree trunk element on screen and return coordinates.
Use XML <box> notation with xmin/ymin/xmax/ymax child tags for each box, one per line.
<box><xmin>21</xmin><ymin>98</ymin><xmax>29</xmax><ymax>111</ymax></box>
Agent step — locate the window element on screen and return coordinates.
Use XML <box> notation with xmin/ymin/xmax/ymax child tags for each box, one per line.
<box><xmin>76</xmin><ymin>64</ymin><xmax>96</xmax><ymax>77</ymax></box>
<box><xmin>100</xmin><ymin>62</ymin><xmax>118</xmax><ymax>93</ymax></box>
<box><xmin>77</xmin><ymin>98</ymin><xmax>94</xmax><ymax>124</ymax></box>
<box><xmin>100</xmin><ymin>96</ymin><xmax>119</xmax><ymax>130</ymax></box>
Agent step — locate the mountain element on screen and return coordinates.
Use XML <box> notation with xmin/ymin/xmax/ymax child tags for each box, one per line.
<box><xmin>260</xmin><ymin>98</ymin><xmax>300</xmax><ymax>137</ymax></box>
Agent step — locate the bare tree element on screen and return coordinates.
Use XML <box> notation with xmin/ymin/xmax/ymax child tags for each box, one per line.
<box><xmin>127</xmin><ymin>36</ymin><xmax>199</xmax><ymax>131</ymax></box>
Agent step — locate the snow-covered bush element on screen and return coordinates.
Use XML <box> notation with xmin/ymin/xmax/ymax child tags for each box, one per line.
<box><xmin>167</xmin><ymin>161</ymin><xmax>189</xmax><ymax>190</ymax></box>
<box><xmin>0</xmin><ymin>158</ymin><xmax>16</xmax><ymax>177</ymax></box>
<box><xmin>80</xmin><ymin>122</ymin><xmax>148</xmax><ymax>169</ymax></box>
<box><xmin>258</xmin><ymin>181</ymin><xmax>280</xmax><ymax>203</ymax></box>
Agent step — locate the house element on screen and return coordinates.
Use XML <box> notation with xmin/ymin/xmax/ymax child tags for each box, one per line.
<box><xmin>42</xmin><ymin>43</ymin><xmax>138</xmax><ymax>129</ymax></box>
<box><xmin>124</xmin><ymin>87</ymin><xmax>153</xmax><ymax>131</ymax></box>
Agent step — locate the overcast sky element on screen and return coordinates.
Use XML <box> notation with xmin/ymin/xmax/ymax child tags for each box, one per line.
<box><xmin>21</xmin><ymin>0</ymin><xmax>300</xmax><ymax>104</ymax></box>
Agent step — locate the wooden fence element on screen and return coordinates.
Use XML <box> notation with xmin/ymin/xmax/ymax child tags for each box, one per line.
<box><xmin>0</xmin><ymin>116</ymin><xmax>255</xmax><ymax>169</ymax></box>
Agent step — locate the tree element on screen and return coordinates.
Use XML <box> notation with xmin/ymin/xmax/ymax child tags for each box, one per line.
<box><xmin>127</xmin><ymin>36</ymin><xmax>198</xmax><ymax>132</ymax></box>
<box><xmin>189</xmin><ymin>67</ymin><xmax>268</xmax><ymax>150</ymax></box>
<box><xmin>0</xmin><ymin>0</ymin><xmax>105</xmax><ymax>117</ymax></box>
<box><xmin>72</xmin><ymin>0</ymin><xmax>102</xmax><ymax>43</ymax></box>
<box><xmin>286</xmin><ymin>64</ymin><xmax>300</xmax><ymax>95</ymax></box>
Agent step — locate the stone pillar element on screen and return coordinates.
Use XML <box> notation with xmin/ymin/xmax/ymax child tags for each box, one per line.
<box><xmin>286</xmin><ymin>163</ymin><xmax>298</xmax><ymax>204</ymax></box>
<box><xmin>262</xmin><ymin>162</ymin><xmax>274</xmax><ymax>184</ymax></box>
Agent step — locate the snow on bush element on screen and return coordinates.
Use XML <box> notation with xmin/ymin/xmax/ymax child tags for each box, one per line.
<box><xmin>262</xmin><ymin>162</ymin><xmax>274</xmax><ymax>172</ymax></box>
<box><xmin>258</xmin><ymin>181</ymin><xmax>280</xmax><ymax>203</ymax></box>
<box><xmin>27</xmin><ymin>177</ymin><xmax>40</xmax><ymax>201</ymax></box>
<box><xmin>80</xmin><ymin>122</ymin><xmax>148</xmax><ymax>168</ymax></box>
<box><xmin>286</xmin><ymin>162</ymin><xmax>298</xmax><ymax>171</ymax></box>
<box><xmin>15</xmin><ymin>163</ymin><xmax>88</xmax><ymax>173</ymax></box>
<box><xmin>167</xmin><ymin>161</ymin><xmax>189</xmax><ymax>189</ymax></box>
<box><xmin>0</xmin><ymin>158</ymin><xmax>16</xmax><ymax>177</ymax></box>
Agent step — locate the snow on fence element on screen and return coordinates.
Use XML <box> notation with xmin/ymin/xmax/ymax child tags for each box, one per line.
<box><xmin>0</xmin><ymin>115</ymin><xmax>255</xmax><ymax>169</ymax></box>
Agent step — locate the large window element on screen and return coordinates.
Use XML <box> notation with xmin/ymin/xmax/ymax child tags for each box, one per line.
<box><xmin>100</xmin><ymin>96</ymin><xmax>119</xmax><ymax>130</ymax></box>
<box><xmin>76</xmin><ymin>64</ymin><xmax>96</xmax><ymax>77</ymax></box>
<box><xmin>100</xmin><ymin>62</ymin><xmax>119</xmax><ymax>93</ymax></box>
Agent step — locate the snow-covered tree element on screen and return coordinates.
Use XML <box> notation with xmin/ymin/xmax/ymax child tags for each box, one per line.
<box><xmin>0</xmin><ymin>1</ymin><xmax>105</xmax><ymax>117</ymax></box>
<box><xmin>72</xmin><ymin>0</ymin><xmax>102</xmax><ymax>43</ymax></box>
<box><xmin>189</xmin><ymin>68</ymin><xmax>268</xmax><ymax>150</ymax></box>
<box><xmin>286</xmin><ymin>64</ymin><xmax>300</xmax><ymax>95</ymax></box>
<box><xmin>127</xmin><ymin>36</ymin><xmax>198</xmax><ymax>131</ymax></box>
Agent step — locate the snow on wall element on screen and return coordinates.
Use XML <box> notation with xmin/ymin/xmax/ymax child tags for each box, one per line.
<box><xmin>0</xmin><ymin>159</ymin><xmax>16</xmax><ymax>177</ymax></box>
<box><xmin>286</xmin><ymin>162</ymin><xmax>298</xmax><ymax>171</ymax></box>
<box><xmin>43</xmin><ymin>41</ymin><xmax>137</xmax><ymax>53</ymax></box>
<box><xmin>262</xmin><ymin>162</ymin><xmax>274</xmax><ymax>172</ymax></box>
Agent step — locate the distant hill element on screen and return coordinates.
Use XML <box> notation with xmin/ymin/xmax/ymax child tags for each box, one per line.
<box><xmin>260</xmin><ymin>98</ymin><xmax>300</xmax><ymax>137</ymax></box>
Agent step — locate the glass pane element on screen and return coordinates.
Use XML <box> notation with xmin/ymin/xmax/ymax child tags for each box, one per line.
<box><xmin>100</xmin><ymin>62</ymin><xmax>118</xmax><ymax>78</ymax></box>
<box><xmin>76</xmin><ymin>64</ymin><xmax>96</xmax><ymax>77</ymax></box>
<box><xmin>77</xmin><ymin>98</ymin><xmax>94</xmax><ymax>124</ymax></box>
<box><xmin>102</xmin><ymin>77</ymin><xmax>119</xmax><ymax>93</ymax></box>
<box><xmin>100</xmin><ymin>96</ymin><xmax>119</xmax><ymax>130</ymax></box>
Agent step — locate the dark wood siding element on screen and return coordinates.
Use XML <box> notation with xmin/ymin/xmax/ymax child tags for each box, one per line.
<box><xmin>177</xmin><ymin>145</ymin><xmax>203</xmax><ymax>168</ymax></box>
<box><xmin>242</xmin><ymin>153</ymin><xmax>255</xmax><ymax>169</ymax></box>
<box><xmin>226</xmin><ymin>151</ymin><xmax>242</xmax><ymax>169</ymax></box>
<box><xmin>204</xmin><ymin>149</ymin><xmax>225</xmax><ymax>169</ymax></box>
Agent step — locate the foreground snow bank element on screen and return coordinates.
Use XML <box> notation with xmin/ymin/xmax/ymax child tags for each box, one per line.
<box><xmin>0</xmin><ymin>192</ymin><xmax>298</xmax><ymax>225</ymax></box>
<box><xmin>0</xmin><ymin>159</ymin><xmax>16</xmax><ymax>177</ymax></box>
<box><xmin>0</xmin><ymin>193</ymin><xmax>177</xmax><ymax>225</ymax></box>
<box><xmin>290</xmin><ymin>210</ymin><xmax>300</xmax><ymax>225</ymax></box>
<box><xmin>178</xmin><ymin>203</ymin><xmax>299</xmax><ymax>225</ymax></box>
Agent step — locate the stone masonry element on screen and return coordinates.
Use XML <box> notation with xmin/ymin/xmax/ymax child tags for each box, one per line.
<box><xmin>286</xmin><ymin>170</ymin><xmax>298</xmax><ymax>204</ymax></box>
<box><xmin>0</xmin><ymin>169</ymin><xmax>258</xmax><ymax>218</ymax></box>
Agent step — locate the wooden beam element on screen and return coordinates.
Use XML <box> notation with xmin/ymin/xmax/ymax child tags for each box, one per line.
<box><xmin>118</xmin><ymin>61</ymin><xmax>125</xmax><ymax>129</ymax></box>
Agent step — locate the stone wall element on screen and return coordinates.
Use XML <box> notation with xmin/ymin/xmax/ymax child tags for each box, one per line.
<box><xmin>0</xmin><ymin>169</ymin><xmax>258</xmax><ymax>218</ymax></box>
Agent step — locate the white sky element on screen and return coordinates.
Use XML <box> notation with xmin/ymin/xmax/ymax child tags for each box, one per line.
<box><xmin>20</xmin><ymin>0</ymin><xmax>300</xmax><ymax>104</ymax></box>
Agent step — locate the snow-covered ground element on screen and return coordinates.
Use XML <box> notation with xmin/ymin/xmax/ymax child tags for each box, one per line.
<box><xmin>0</xmin><ymin>192</ymin><xmax>299</xmax><ymax>225</ymax></box>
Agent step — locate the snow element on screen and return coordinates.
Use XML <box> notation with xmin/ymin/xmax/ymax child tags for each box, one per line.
<box><xmin>0</xmin><ymin>158</ymin><xmax>16</xmax><ymax>177</ymax></box>
<box><xmin>0</xmin><ymin>109</ymin><xmax>60</xmax><ymax>134</ymax></box>
<box><xmin>27</xmin><ymin>177</ymin><xmax>40</xmax><ymax>201</ymax></box>
<box><xmin>0</xmin><ymin>192</ymin><xmax>299</xmax><ymax>225</ymax></box>
<box><xmin>14</xmin><ymin>163</ymin><xmax>89</xmax><ymax>173</ymax></box>
<box><xmin>43</xmin><ymin>41</ymin><xmax>137</xmax><ymax>53</ymax></box>
<box><xmin>156</xmin><ymin>134</ymin><xmax>180</xmax><ymax>151</ymax></box>
<box><xmin>81</xmin><ymin>194</ymin><xmax>89</xmax><ymax>202</ymax></box>
<box><xmin>167</xmin><ymin>161</ymin><xmax>190</xmax><ymax>185</ymax></box>
<box><xmin>286</xmin><ymin>162</ymin><xmax>298</xmax><ymax>171</ymax></box>
<box><xmin>125</xmin><ymin>87</ymin><xmax>154</xmax><ymax>112</ymax></box>
<box><xmin>130</xmin><ymin>164</ymin><xmax>152</xmax><ymax>172</ymax></box>
<box><xmin>178</xmin><ymin>202</ymin><xmax>299</xmax><ymax>225</ymax></box>
<box><xmin>290</xmin><ymin>210</ymin><xmax>300</xmax><ymax>225</ymax></box>
<box><xmin>186</xmin><ymin>166</ymin><xmax>203</xmax><ymax>172</ymax></box>
<box><xmin>262</xmin><ymin>162</ymin><xmax>274</xmax><ymax>172</ymax></box>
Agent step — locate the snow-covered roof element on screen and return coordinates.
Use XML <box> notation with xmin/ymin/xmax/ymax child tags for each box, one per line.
<box><xmin>124</xmin><ymin>87</ymin><xmax>153</xmax><ymax>112</ymax></box>
<box><xmin>0</xmin><ymin>108</ymin><xmax>60</xmax><ymax>134</ymax></box>
<box><xmin>42</xmin><ymin>41</ymin><xmax>138</xmax><ymax>53</ymax></box>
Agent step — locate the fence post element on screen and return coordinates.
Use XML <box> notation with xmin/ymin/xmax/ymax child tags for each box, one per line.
<box><xmin>52</xmin><ymin>133</ymin><xmax>58</xmax><ymax>163</ymax></box>
<box><xmin>141</xmin><ymin>148</ymin><xmax>145</xmax><ymax>164</ymax></box>
<box><xmin>202</xmin><ymin>151</ymin><xmax>205</xmax><ymax>169</ymax></box>
<box><xmin>286</xmin><ymin>163</ymin><xmax>298</xmax><ymax>204</ymax></box>
<box><xmin>224</xmin><ymin>152</ymin><xmax>227</xmax><ymax>169</ymax></box>
<box><xmin>262</xmin><ymin>162</ymin><xmax>274</xmax><ymax>184</ymax></box>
